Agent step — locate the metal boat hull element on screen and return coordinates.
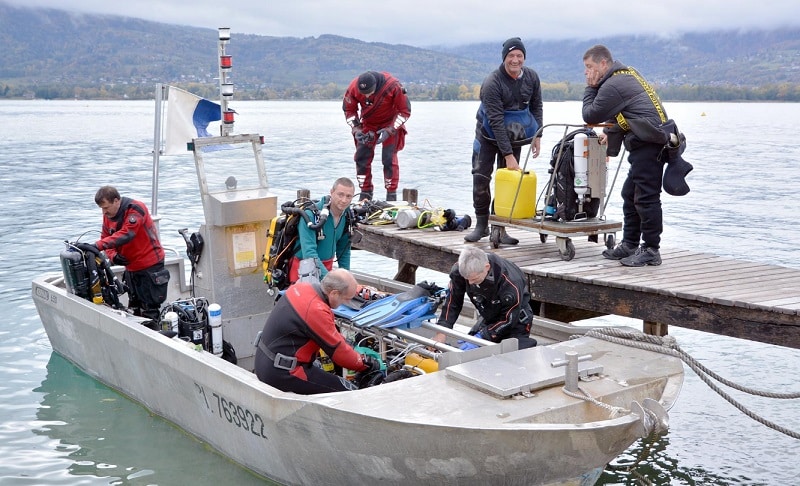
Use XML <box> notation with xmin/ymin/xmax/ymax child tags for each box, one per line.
<box><xmin>33</xmin><ymin>271</ymin><xmax>683</xmax><ymax>486</ymax></box>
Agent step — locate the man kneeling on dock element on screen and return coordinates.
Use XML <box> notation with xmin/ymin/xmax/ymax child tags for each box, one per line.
<box><xmin>433</xmin><ymin>247</ymin><xmax>537</xmax><ymax>349</ymax></box>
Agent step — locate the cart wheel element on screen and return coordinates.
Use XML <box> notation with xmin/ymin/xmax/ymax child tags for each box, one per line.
<box><xmin>588</xmin><ymin>234</ymin><xmax>598</xmax><ymax>243</ymax></box>
<box><xmin>540</xmin><ymin>233</ymin><xmax>548</xmax><ymax>244</ymax></box>
<box><xmin>605</xmin><ymin>233</ymin><xmax>616</xmax><ymax>250</ymax></box>
<box><xmin>490</xmin><ymin>225</ymin><xmax>502</xmax><ymax>249</ymax></box>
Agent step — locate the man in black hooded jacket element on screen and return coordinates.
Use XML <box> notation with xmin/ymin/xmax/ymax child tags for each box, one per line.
<box><xmin>432</xmin><ymin>247</ymin><xmax>537</xmax><ymax>350</ymax></box>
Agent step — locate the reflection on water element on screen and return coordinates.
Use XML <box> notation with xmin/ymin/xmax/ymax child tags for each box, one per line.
<box><xmin>600</xmin><ymin>434</ymin><xmax>767</xmax><ymax>486</ymax></box>
<box><xmin>30</xmin><ymin>353</ymin><xmax>272</xmax><ymax>485</ymax></box>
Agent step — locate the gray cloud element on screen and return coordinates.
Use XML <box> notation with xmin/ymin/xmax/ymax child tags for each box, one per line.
<box><xmin>6</xmin><ymin>0</ymin><xmax>800</xmax><ymax>46</ymax></box>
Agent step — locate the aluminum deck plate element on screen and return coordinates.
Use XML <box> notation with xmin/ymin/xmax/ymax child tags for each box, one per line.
<box><xmin>445</xmin><ymin>346</ymin><xmax>603</xmax><ymax>398</ymax></box>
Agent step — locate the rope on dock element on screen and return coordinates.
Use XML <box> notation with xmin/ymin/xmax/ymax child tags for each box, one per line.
<box><xmin>580</xmin><ymin>327</ymin><xmax>800</xmax><ymax>440</ymax></box>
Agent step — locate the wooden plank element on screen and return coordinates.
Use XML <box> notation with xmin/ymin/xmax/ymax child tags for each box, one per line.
<box><xmin>598</xmin><ymin>258</ymin><xmax>767</xmax><ymax>284</ymax></box>
<box><xmin>626</xmin><ymin>265</ymin><xmax>799</xmax><ymax>293</ymax></box>
<box><xmin>710</xmin><ymin>284</ymin><xmax>800</xmax><ymax>313</ymax></box>
<box><xmin>754</xmin><ymin>296</ymin><xmax>800</xmax><ymax>308</ymax></box>
<box><xmin>563</xmin><ymin>257</ymin><xmax>759</xmax><ymax>289</ymax></box>
<box><xmin>662</xmin><ymin>267</ymin><xmax>800</xmax><ymax>296</ymax></box>
<box><xmin>598</xmin><ymin>262</ymin><xmax>792</xmax><ymax>295</ymax></box>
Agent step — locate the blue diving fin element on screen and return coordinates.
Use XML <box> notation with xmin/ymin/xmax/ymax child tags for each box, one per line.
<box><xmin>332</xmin><ymin>304</ymin><xmax>360</xmax><ymax>320</ymax></box>
<box><xmin>332</xmin><ymin>295</ymin><xmax>370</xmax><ymax>320</ymax></box>
<box><xmin>351</xmin><ymin>285</ymin><xmax>434</xmax><ymax>329</ymax></box>
<box><xmin>377</xmin><ymin>299</ymin><xmax>435</xmax><ymax>329</ymax></box>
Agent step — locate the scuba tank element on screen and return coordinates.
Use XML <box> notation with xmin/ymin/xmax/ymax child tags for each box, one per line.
<box><xmin>84</xmin><ymin>252</ymin><xmax>104</xmax><ymax>304</ymax></box>
<box><xmin>60</xmin><ymin>246</ymin><xmax>90</xmax><ymax>299</ymax></box>
<box><xmin>394</xmin><ymin>208</ymin><xmax>422</xmax><ymax>229</ymax></box>
<box><xmin>573</xmin><ymin>133</ymin><xmax>589</xmax><ymax>211</ymax></box>
<box><xmin>262</xmin><ymin>198</ymin><xmax>327</xmax><ymax>293</ymax></box>
<box><xmin>59</xmin><ymin>241</ymin><xmax>125</xmax><ymax>308</ymax></box>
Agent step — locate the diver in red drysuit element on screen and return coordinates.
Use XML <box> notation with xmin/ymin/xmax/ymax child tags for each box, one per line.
<box><xmin>254</xmin><ymin>271</ymin><xmax>379</xmax><ymax>394</ymax></box>
<box><xmin>342</xmin><ymin>71</ymin><xmax>411</xmax><ymax>201</ymax></box>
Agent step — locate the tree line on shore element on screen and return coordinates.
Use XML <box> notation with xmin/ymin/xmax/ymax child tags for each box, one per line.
<box><xmin>3</xmin><ymin>80</ymin><xmax>800</xmax><ymax>102</ymax></box>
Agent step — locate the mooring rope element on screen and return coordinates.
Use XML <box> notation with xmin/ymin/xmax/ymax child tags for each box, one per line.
<box><xmin>578</xmin><ymin>327</ymin><xmax>800</xmax><ymax>440</ymax></box>
<box><xmin>561</xmin><ymin>385</ymin><xmax>628</xmax><ymax>417</ymax></box>
<box><xmin>561</xmin><ymin>383</ymin><xmax>667</xmax><ymax>439</ymax></box>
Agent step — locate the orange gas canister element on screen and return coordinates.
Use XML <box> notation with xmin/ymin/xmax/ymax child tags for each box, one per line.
<box><xmin>404</xmin><ymin>352</ymin><xmax>439</xmax><ymax>374</ymax></box>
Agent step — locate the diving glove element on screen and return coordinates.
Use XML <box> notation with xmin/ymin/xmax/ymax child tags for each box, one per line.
<box><xmin>375</xmin><ymin>127</ymin><xmax>395</xmax><ymax>144</ymax></box>
<box><xmin>355</xmin><ymin>130</ymin><xmax>374</xmax><ymax>144</ymax></box>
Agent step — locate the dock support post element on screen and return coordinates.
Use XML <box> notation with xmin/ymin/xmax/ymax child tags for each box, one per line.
<box><xmin>394</xmin><ymin>262</ymin><xmax>417</xmax><ymax>284</ymax></box>
<box><xmin>644</xmin><ymin>320</ymin><xmax>668</xmax><ymax>336</ymax></box>
<box><xmin>402</xmin><ymin>188</ymin><xmax>418</xmax><ymax>206</ymax></box>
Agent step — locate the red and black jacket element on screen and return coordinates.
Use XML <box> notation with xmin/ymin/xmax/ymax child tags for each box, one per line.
<box><xmin>96</xmin><ymin>197</ymin><xmax>164</xmax><ymax>271</ymax></box>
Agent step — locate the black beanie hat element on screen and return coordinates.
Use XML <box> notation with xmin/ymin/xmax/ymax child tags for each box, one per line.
<box><xmin>357</xmin><ymin>72</ymin><xmax>377</xmax><ymax>94</ymax></box>
<box><xmin>502</xmin><ymin>37</ymin><xmax>526</xmax><ymax>61</ymax></box>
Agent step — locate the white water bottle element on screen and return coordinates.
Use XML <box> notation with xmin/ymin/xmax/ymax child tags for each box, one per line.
<box><xmin>208</xmin><ymin>303</ymin><xmax>223</xmax><ymax>356</ymax></box>
<box><xmin>165</xmin><ymin>311</ymin><xmax>179</xmax><ymax>334</ymax></box>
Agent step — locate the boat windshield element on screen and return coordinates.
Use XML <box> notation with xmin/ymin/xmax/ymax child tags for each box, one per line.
<box><xmin>197</xmin><ymin>144</ymin><xmax>267</xmax><ymax>195</ymax></box>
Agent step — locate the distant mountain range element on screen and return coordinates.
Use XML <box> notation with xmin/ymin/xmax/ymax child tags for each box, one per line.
<box><xmin>1</xmin><ymin>2</ymin><xmax>799</xmax><ymax>100</ymax></box>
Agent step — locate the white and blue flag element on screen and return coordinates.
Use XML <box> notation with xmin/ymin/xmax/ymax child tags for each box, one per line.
<box><xmin>164</xmin><ymin>86</ymin><xmax>222</xmax><ymax>155</ymax></box>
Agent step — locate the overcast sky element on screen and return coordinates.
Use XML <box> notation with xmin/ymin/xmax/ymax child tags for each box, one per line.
<box><xmin>7</xmin><ymin>0</ymin><xmax>800</xmax><ymax>46</ymax></box>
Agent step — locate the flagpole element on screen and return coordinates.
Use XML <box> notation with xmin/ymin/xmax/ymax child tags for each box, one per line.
<box><xmin>218</xmin><ymin>27</ymin><xmax>234</xmax><ymax>135</ymax></box>
<box><xmin>151</xmin><ymin>83</ymin><xmax>166</xmax><ymax>235</ymax></box>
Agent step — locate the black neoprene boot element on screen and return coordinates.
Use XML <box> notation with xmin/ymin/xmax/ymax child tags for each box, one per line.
<box><xmin>499</xmin><ymin>228</ymin><xmax>519</xmax><ymax>245</ymax></box>
<box><xmin>464</xmin><ymin>215</ymin><xmax>489</xmax><ymax>242</ymax></box>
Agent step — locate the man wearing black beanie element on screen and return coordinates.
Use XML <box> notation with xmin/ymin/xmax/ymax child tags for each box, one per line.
<box><xmin>464</xmin><ymin>37</ymin><xmax>543</xmax><ymax>244</ymax></box>
<box><xmin>502</xmin><ymin>37</ymin><xmax>526</xmax><ymax>61</ymax></box>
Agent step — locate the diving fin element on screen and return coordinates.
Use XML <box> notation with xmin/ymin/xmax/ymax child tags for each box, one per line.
<box><xmin>377</xmin><ymin>299</ymin><xmax>435</xmax><ymax>329</ymax></box>
<box><xmin>350</xmin><ymin>285</ymin><xmax>433</xmax><ymax>329</ymax></box>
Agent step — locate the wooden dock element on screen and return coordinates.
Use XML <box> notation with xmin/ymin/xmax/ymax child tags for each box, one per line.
<box><xmin>353</xmin><ymin>223</ymin><xmax>800</xmax><ymax>350</ymax></box>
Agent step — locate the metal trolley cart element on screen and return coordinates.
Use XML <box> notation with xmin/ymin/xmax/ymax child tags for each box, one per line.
<box><xmin>489</xmin><ymin>123</ymin><xmax>622</xmax><ymax>261</ymax></box>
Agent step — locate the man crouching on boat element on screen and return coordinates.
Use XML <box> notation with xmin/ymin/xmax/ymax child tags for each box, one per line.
<box><xmin>433</xmin><ymin>247</ymin><xmax>537</xmax><ymax>349</ymax></box>
<box><xmin>254</xmin><ymin>269</ymin><xmax>381</xmax><ymax>394</ymax></box>
<box><xmin>93</xmin><ymin>185</ymin><xmax>168</xmax><ymax>325</ymax></box>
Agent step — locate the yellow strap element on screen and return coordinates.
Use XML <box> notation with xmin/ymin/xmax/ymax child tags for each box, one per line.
<box><xmin>612</xmin><ymin>67</ymin><xmax>667</xmax><ymax>130</ymax></box>
<box><xmin>417</xmin><ymin>210</ymin><xmax>435</xmax><ymax>228</ymax></box>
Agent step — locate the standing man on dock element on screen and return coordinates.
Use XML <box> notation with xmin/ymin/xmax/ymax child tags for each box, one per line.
<box><xmin>582</xmin><ymin>44</ymin><xmax>670</xmax><ymax>266</ymax></box>
<box><xmin>342</xmin><ymin>70</ymin><xmax>411</xmax><ymax>202</ymax></box>
<box><xmin>465</xmin><ymin>37</ymin><xmax>543</xmax><ymax>245</ymax></box>
<box><xmin>433</xmin><ymin>247</ymin><xmax>537</xmax><ymax>349</ymax></box>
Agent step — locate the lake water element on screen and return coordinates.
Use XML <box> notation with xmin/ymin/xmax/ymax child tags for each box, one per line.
<box><xmin>1</xmin><ymin>99</ymin><xmax>799</xmax><ymax>485</ymax></box>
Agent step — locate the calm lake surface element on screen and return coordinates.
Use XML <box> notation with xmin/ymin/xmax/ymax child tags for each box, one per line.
<box><xmin>1</xmin><ymin>99</ymin><xmax>799</xmax><ymax>485</ymax></box>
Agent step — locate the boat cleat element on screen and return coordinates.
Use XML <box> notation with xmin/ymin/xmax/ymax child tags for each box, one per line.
<box><xmin>631</xmin><ymin>398</ymin><xmax>670</xmax><ymax>437</ymax></box>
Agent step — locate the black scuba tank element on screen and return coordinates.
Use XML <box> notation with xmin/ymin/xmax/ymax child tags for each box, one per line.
<box><xmin>60</xmin><ymin>247</ymin><xmax>90</xmax><ymax>299</ymax></box>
